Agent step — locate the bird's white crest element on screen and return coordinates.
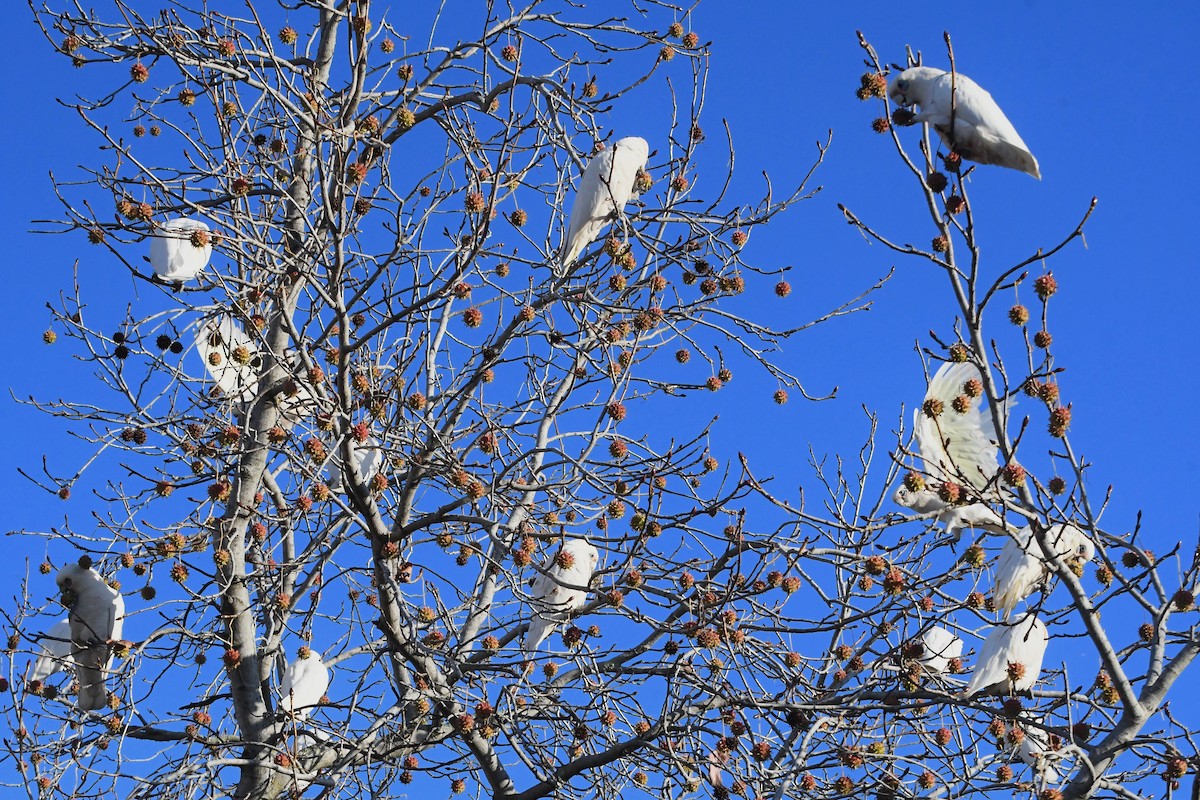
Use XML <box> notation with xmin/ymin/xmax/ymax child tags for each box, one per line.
<box><xmin>195</xmin><ymin>315</ymin><xmax>260</xmax><ymax>403</ymax></box>
<box><xmin>560</xmin><ymin>137</ymin><xmax>649</xmax><ymax>267</ymax></box>
<box><xmin>993</xmin><ymin>523</ymin><xmax>1095</xmax><ymax>615</ymax></box>
<box><xmin>919</xmin><ymin>626</ymin><xmax>963</xmax><ymax>674</ymax></box>
<box><xmin>279</xmin><ymin>649</ymin><xmax>330</xmax><ymax>720</ymax></box>
<box><xmin>888</xmin><ymin>66</ymin><xmax>1040</xmax><ymax>179</ymax></box>
<box><xmin>56</xmin><ymin>564</ymin><xmax>125</xmax><ymax>711</ymax></box>
<box><xmin>894</xmin><ymin>362</ymin><xmax>1015</xmax><ymax>536</ymax></box>
<box><xmin>149</xmin><ymin>217</ymin><xmax>213</xmax><ymax>282</ymax></box>
<box><xmin>962</xmin><ymin>612</ymin><xmax>1048</xmax><ymax>697</ymax></box>
<box><xmin>29</xmin><ymin>619</ymin><xmax>74</xmax><ymax>684</ymax></box>
<box><xmin>523</xmin><ymin>538</ymin><xmax>600</xmax><ymax>656</ymax></box>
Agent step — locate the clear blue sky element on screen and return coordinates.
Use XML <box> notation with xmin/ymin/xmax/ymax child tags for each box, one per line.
<box><xmin>1</xmin><ymin>0</ymin><xmax>1197</xmax><ymax>781</ymax></box>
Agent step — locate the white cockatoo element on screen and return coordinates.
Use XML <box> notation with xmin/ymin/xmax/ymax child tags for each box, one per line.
<box><xmin>888</xmin><ymin>66</ymin><xmax>1040</xmax><ymax>179</ymax></box>
<box><xmin>56</xmin><ymin>564</ymin><xmax>125</xmax><ymax>711</ymax></box>
<box><xmin>893</xmin><ymin>361</ymin><xmax>1015</xmax><ymax>537</ymax></box>
<box><xmin>523</xmin><ymin>538</ymin><xmax>600</xmax><ymax>656</ymax></box>
<box><xmin>962</xmin><ymin>612</ymin><xmax>1048</xmax><ymax>697</ymax></box>
<box><xmin>149</xmin><ymin>217</ymin><xmax>213</xmax><ymax>282</ymax></box>
<box><xmin>327</xmin><ymin>436</ymin><xmax>382</xmax><ymax>494</ymax></box>
<box><xmin>195</xmin><ymin>315</ymin><xmax>260</xmax><ymax>403</ymax></box>
<box><xmin>1016</xmin><ymin>715</ymin><xmax>1061</xmax><ymax>783</ymax></box>
<box><xmin>279</xmin><ymin>647</ymin><xmax>330</xmax><ymax>720</ymax></box>
<box><xmin>919</xmin><ymin>626</ymin><xmax>963</xmax><ymax>674</ymax></box>
<box><xmin>560</xmin><ymin>137</ymin><xmax>649</xmax><ymax>267</ymax></box>
<box><xmin>29</xmin><ymin>619</ymin><xmax>74</xmax><ymax>684</ymax></box>
<box><xmin>992</xmin><ymin>523</ymin><xmax>1095</xmax><ymax>616</ymax></box>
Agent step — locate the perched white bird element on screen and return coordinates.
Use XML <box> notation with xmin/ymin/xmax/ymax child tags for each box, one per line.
<box><xmin>29</xmin><ymin>619</ymin><xmax>74</xmax><ymax>684</ymax></box>
<box><xmin>279</xmin><ymin>648</ymin><xmax>330</xmax><ymax>720</ymax></box>
<box><xmin>149</xmin><ymin>218</ymin><xmax>213</xmax><ymax>282</ymax></box>
<box><xmin>327</xmin><ymin>436</ymin><xmax>382</xmax><ymax>494</ymax></box>
<box><xmin>888</xmin><ymin>66</ymin><xmax>1040</xmax><ymax>179</ymax></box>
<box><xmin>893</xmin><ymin>362</ymin><xmax>1015</xmax><ymax>537</ymax></box>
<box><xmin>560</xmin><ymin>137</ymin><xmax>649</xmax><ymax>267</ymax></box>
<box><xmin>1016</xmin><ymin>715</ymin><xmax>1061</xmax><ymax>783</ymax></box>
<box><xmin>993</xmin><ymin>523</ymin><xmax>1095</xmax><ymax>616</ymax></box>
<box><xmin>195</xmin><ymin>315</ymin><xmax>260</xmax><ymax>403</ymax></box>
<box><xmin>962</xmin><ymin>612</ymin><xmax>1048</xmax><ymax>697</ymax></box>
<box><xmin>919</xmin><ymin>626</ymin><xmax>963</xmax><ymax>674</ymax></box>
<box><xmin>524</xmin><ymin>538</ymin><xmax>600</xmax><ymax>655</ymax></box>
<box><xmin>56</xmin><ymin>564</ymin><xmax>125</xmax><ymax>711</ymax></box>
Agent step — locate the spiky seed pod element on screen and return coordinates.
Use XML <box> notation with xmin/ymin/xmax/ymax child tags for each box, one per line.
<box><xmin>871</xmin><ymin>116</ymin><xmax>891</xmax><ymax>133</ymax></box>
<box><xmin>951</xmin><ymin>394</ymin><xmax>971</xmax><ymax>414</ymax></box>
<box><xmin>882</xmin><ymin>568</ymin><xmax>905</xmax><ymax>595</ymax></box>
<box><xmin>130</xmin><ymin>62</ymin><xmax>149</xmax><ymax>82</ymax></box>
<box><xmin>945</xmin><ymin>195</ymin><xmax>965</xmax><ymax>215</ymax></box>
<box><xmin>608</xmin><ymin>439</ymin><xmax>628</xmax><ymax>459</ymax></box>
<box><xmin>499</xmin><ymin>44</ymin><xmax>519</xmax><ymax>62</ymax></box>
<box><xmin>379</xmin><ymin>37</ymin><xmax>395</xmax><ymax>53</ymax></box>
<box><xmin>681</xmin><ymin>31</ymin><xmax>699</xmax><ymax>48</ymax></box>
<box><xmin>1001</xmin><ymin>464</ymin><xmax>1026</xmax><ymax>485</ymax></box>
<box><xmin>1034</xmin><ymin>330</ymin><xmax>1053</xmax><ymax>349</ymax></box>
<box><xmin>932</xmin><ymin>234</ymin><xmax>949</xmax><ymax>252</ymax></box>
<box><xmin>948</xmin><ymin>344</ymin><xmax>970</xmax><ymax>363</ymax></box>
<box><xmin>462</xmin><ymin>307</ymin><xmax>483</xmax><ymax>328</ymax></box>
<box><xmin>922</xmin><ymin>398</ymin><xmax>944</xmax><ymax>418</ymax></box>
<box><xmin>892</xmin><ymin>108</ymin><xmax>916</xmax><ymax>126</ymax></box>
<box><xmin>926</xmin><ymin>172</ymin><xmax>949</xmax><ymax>192</ymax></box>
<box><xmin>1034</xmin><ymin>274</ymin><xmax>1058</xmax><ymax>300</ymax></box>
<box><xmin>730</xmin><ymin>230</ymin><xmax>748</xmax><ymax>247</ymax></box>
<box><xmin>217</xmin><ymin>38</ymin><xmax>236</xmax><ymax>57</ymax></box>
<box><xmin>963</xmin><ymin>544</ymin><xmax>986</xmax><ymax>569</ymax></box>
<box><xmin>1049</xmin><ymin>406</ymin><xmax>1072</xmax><ymax>437</ymax></box>
<box><xmin>1046</xmin><ymin>476</ymin><xmax>1067</xmax><ymax>495</ymax></box>
<box><xmin>772</xmin><ymin>389</ymin><xmax>789</xmax><ymax>404</ymax></box>
<box><xmin>671</xmin><ymin>174</ymin><xmax>689</xmax><ymax>192</ymax></box>
<box><xmin>1172</xmin><ymin>589</ymin><xmax>1194</xmax><ymax>611</ymax></box>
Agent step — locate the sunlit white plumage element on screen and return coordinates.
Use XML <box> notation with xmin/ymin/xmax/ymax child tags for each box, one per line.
<box><xmin>149</xmin><ymin>218</ymin><xmax>213</xmax><ymax>282</ymax></box>
<box><xmin>888</xmin><ymin>66</ymin><xmax>1040</xmax><ymax>179</ymax></box>
<box><xmin>195</xmin><ymin>315</ymin><xmax>260</xmax><ymax>403</ymax></box>
<box><xmin>279</xmin><ymin>649</ymin><xmax>330</xmax><ymax>720</ymax></box>
<box><xmin>962</xmin><ymin>612</ymin><xmax>1048</xmax><ymax>697</ymax></box>
<box><xmin>524</xmin><ymin>538</ymin><xmax>600</xmax><ymax>656</ymax></box>
<box><xmin>29</xmin><ymin>619</ymin><xmax>74</xmax><ymax>684</ymax></box>
<box><xmin>993</xmin><ymin>523</ymin><xmax>1095</xmax><ymax>615</ymax></box>
<box><xmin>1017</xmin><ymin>716</ymin><xmax>1061</xmax><ymax>783</ymax></box>
<box><xmin>56</xmin><ymin>565</ymin><xmax>125</xmax><ymax>711</ymax></box>
<box><xmin>893</xmin><ymin>362</ymin><xmax>1014</xmax><ymax>536</ymax></box>
<box><xmin>919</xmin><ymin>626</ymin><xmax>963</xmax><ymax>674</ymax></box>
<box><xmin>327</xmin><ymin>436</ymin><xmax>382</xmax><ymax>494</ymax></box>
<box><xmin>560</xmin><ymin>137</ymin><xmax>649</xmax><ymax>267</ymax></box>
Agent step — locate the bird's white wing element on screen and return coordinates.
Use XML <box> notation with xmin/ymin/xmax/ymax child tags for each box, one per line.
<box><xmin>914</xmin><ymin>362</ymin><xmax>999</xmax><ymax>490</ymax></box>
<box><xmin>523</xmin><ymin>539</ymin><xmax>598</xmax><ymax>655</ymax></box>
<box><xmin>30</xmin><ymin>620</ymin><xmax>74</xmax><ymax>683</ymax></box>
<box><xmin>149</xmin><ymin>218</ymin><xmax>212</xmax><ymax>282</ymax></box>
<box><xmin>937</xmin><ymin>73</ymin><xmax>1040</xmax><ymax>178</ymax></box>
<box><xmin>963</xmin><ymin>613</ymin><xmax>1047</xmax><ymax>696</ymax></box>
<box><xmin>195</xmin><ymin>316</ymin><xmax>260</xmax><ymax>403</ymax></box>
<box><xmin>58</xmin><ymin>566</ymin><xmax>124</xmax><ymax>711</ymax></box>
<box><xmin>280</xmin><ymin>653</ymin><xmax>330</xmax><ymax>719</ymax></box>
<box><xmin>992</xmin><ymin>527</ymin><xmax>1043</xmax><ymax>615</ymax></box>
<box><xmin>560</xmin><ymin>137</ymin><xmax>648</xmax><ymax>266</ymax></box>
<box><xmin>920</xmin><ymin>626</ymin><xmax>963</xmax><ymax>673</ymax></box>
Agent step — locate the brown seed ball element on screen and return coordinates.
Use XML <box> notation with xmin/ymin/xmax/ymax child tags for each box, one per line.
<box><xmin>774</xmin><ymin>280</ymin><xmax>791</xmax><ymax>297</ymax></box>
<box><xmin>926</xmin><ymin>172</ymin><xmax>949</xmax><ymax>192</ymax></box>
<box><xmin>1048</xmin><ymin>476</ymin><xmax>1067</xmax><ymax>495</ymax></box>
<box><xmin>932</xmin><ymin>235</ymin><xmax>949</xmax><ymax>252</ymax></box>
<box><xmin>1033</xmin><ymin>330</ymin><xmax>1053</xmax><ymax>349</ymax></box>
<box><xmin>772</xmin><ymin>389</ymin><xmax>788</xmax><ymax>404</ymax></box>
<box><xmin>871</xmin><ymin>116</ymin><xmax>890</xmax><ymax>133</ymax></box>
<box><xmin>945</xmin><ymin>195</ymin><xmax>965</xmax><ymax>215</ymax></box>
<box><xmin>681</xmin><ymin>31</ymin><xmax>699</xmax><ymax>48</ymax></box>
<box><xmin>1034</xmin><ymin>273</ymin><xmax>1058</xmax><ymax>300</ymax></box>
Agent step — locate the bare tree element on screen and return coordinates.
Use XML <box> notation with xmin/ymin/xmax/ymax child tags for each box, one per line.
<box><xmin>5</xmin><ymin>3</ymin><xmax>1197</xmax><ymax>800</ymax></box>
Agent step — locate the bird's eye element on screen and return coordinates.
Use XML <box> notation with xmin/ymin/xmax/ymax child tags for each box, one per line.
<box><xmin>896</xmin><ymin>80</ymin><xmax>908</xmax><ymax>91</ymax></box>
